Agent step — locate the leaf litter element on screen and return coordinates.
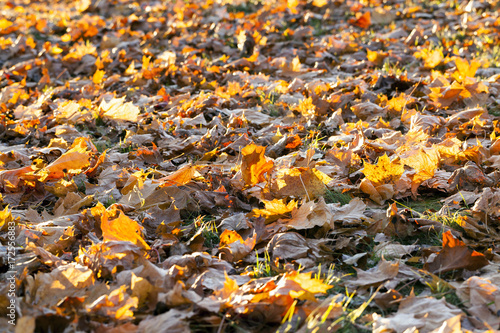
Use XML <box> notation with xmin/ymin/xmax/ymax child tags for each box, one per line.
<box><xmin>1</xmin><ymin>0</ymin><xmax>500</xmax><ymax>332</ymax></box>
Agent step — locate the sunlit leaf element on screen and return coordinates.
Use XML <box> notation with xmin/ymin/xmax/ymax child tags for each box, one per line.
<box><xmin>362</xmin><ymin>154</ymin><xmax>404</xmax><ymax>186</ymax></box>
<box><xmin>241</xmin><ymin>143</ymin><xmax>274</xmax><ymax>186</ymax></box>
<box><xmin>101</xmin><ymin>206</ymin><xmax>150</xmax><ymax>250</ymax></box>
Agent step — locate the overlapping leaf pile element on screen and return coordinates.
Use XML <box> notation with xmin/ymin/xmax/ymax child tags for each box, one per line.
<box><xmin>1</xmin><ymin>0</ymin><xmax>500</xmax><ymax>331</ymax></box>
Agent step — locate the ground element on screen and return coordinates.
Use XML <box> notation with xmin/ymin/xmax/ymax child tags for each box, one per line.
<box><xmin>1</xmin><ymin>0</ymin><xmax>500</xmax><ymax>332</ymax></box>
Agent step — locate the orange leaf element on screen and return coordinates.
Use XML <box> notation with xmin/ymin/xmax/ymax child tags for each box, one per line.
<box><xmin>101</xmin><ymin>208</ymin><xmax>150</xmax><ymax>250</ymax></box>
<box><xmin>241</xmin><ymin>143</ymin><xmax>274</xmax><ymax>186</ymax></box>
<box><xmin>219</xmin><ymin>230</ymin><xmax>256</xmax><ymax>262</ymax></box>
<box><xmin>219</xmin><ymin>229</ymin><xmax>244</xmax><ymax>247</ymax></box>
<box><xmin>214</xmin><ymin>272</ymin><xmax>239</xmax><ymax>300</ymax></box>
<box><xmin>285</xmin><ymin>135</ymin><xmax>302</xmax><ymax>149</ymax></box>
<box><xmin>41</xmin><ymin>139</ymin><xmax>91</xmax><ymax>181</ymax></box>
<box><xmin>350</xmin><ymin>12</ymin><xmax>371</xmax><ymax>29</ymax></box>
<box><xmin>93</xmin><ymin>69</ymin><xmax>105</xmax><ymax>84</ymax></box>
<box><xmin>453</xmin><ymin>57</ymin><xmax>481</xmax><ymax>83</ymax></box>
<box><xmin>0</xmin><ymin>165</ymin><xmax>37</xmax><ymax>190</ymax></box>
<box><xmin>158</xmin><ymin>165</ymin><xmax>195</xmax><ymax>187</ymax></box>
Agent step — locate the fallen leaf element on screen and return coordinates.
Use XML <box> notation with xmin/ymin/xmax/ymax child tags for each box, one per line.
<box><xmin>424</xmin><ymin>230</ymin><xmax>488</xmax><ymax>274</ymax></box>
<box><xmin>241</xmin><ymin>143</ymin><xmax>274</xmax><ymax>186</ymax></box>
<box><xmin>101</xmin><ymin>205</ymin><xmax>150</xmax><ymax>250</ymax></box>
<box><xmin>362</xmin><ymin>154</ymin><xmax>404</xmax><ymax>186</ymax></box>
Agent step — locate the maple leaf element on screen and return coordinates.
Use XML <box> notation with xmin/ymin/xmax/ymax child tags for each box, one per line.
<box><xmin>3</xmin><ymin>0</ymin><xmax>500</xmax><ymax>330</ymax></box>
<box><xmin>362</xmin><ymin>154</ymin><xmax>404</xmax><ymax>186</ymax></box>
<box><xmin>281</xmin><ymin>197</ymin><xmax>333</xmax><ymax>230</ymax></box>
<box><xmin>241</xmin><ymin>143</ymin><xmax>274</xmax><ymax>186</ymax></box>
<box><xmin>349</xmin><ymin>259</ymin><xmax>399</xmax><ymax>287</ymax></box>
<box><xmin>219</xmin><ymin>229</ymin><xmax>256</xmax><ymax>262</ymax></box>
<box><xmin>287</xmin><ymin>271</ymin><xmax>333</xmax><ymax>294</ymax></box>
<box><xmin>214</xmin><ymin>272</ymin><xmax>239</xmax><ymax>300</ymax></box>
<box><xmin>399</xmin><ymin>148</ymin><xmax>440</xmax><ymax>193</ymax></box>
<box><xmin>271</xmin><ymin>167</ymin><xmax>330</xmax><ymax>199</ymax></box>
<box><xmin>452</xmin><ymin>57</ymin><xmax>481</xmax><ymax>83</ymax></box>
<box><xmin>350</xmin><ymin>11</ymin><xmax>371</xmax><ymax>29</ymax></box>
<box><xmin>373</xmin><ymin>294</ymin><xmax>463</xmax><ymax>332</ymax></box>
<box><xmin>40</xmin><ymin>151</ymin><xmax>90</xmax><ymax>182</ymax></box>
<box><xmin>251</xmin><ymin>198</ymin><xmax>298</xmax><ymax>223</ymax></box>
<box><xmin>99</xmin><ymin>96</ymin><xmax>140</xmax><ymax>122</ymax></box>
<box><xmin>101</xmin><ymin>206</ymin><xmax>150</xmax><ymax>250</ymax></box>
<box><xmin>158</xmin><ymin>164</ymin><xmax>196</xmax><ymax>187</ymax></box>
<box><xmin>424</xmin><ymin>230</ymin><xmax>488</xmax><ymax>274</ymax></box>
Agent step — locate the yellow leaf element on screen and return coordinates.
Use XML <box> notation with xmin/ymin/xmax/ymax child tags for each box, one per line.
<box><xmin>400</xmin><ymin>148</ymin><xmax>440</xmax><ymax>184</ymax></box>
<box><xmin>387</xmin><ymin>94</ymin><xmax>409</xmax><ymax>113</ymax></box>
<box><xmin>0</xmin><ymin>206</ymin><xmax>13</xmax><ymax>231</ymax></box>
<box><xmin>251</xmin><ymin>199</ymin><xmax>298</xmax><ymax>222</ymax></box>
<box><xmin>312</xmin><ymin>0</ymin><xmax>327</xmax><ymax>7</ymax></box>
<box><xmin>271</xmin><ymin>167</ymin><xmax>326</xmax><ymax>199</ymax></box>
<box><xmin>0</xmin><ymin>18</ymin><xmax>13</xmax><ymax>30</ymax></box>
<box><xmin>362</xmin><ymin>154</ymin><xmax>404</xmax><ymax>186</ymax></box>
<box><xmin>50</xmin><ymin>45</ymin><xmax>64</xmax><ymax>55</ymax></box>
<box><xmin>296</xmin><ymin>97</ymin><xmax>315</xmax><ymax>117</ymax></box>
<box><xmin>425</xmin><ymin>49</ymin><xmax>443</xmax><ymax>69</ymax></box>
<box><xmin>288</xmin><ymin>271</ymin><xmax>333</xmax><ymax>294</ymax></box>
<box><xmin>287</xmin><ymin>0</ymin><xmax>299</xmax><ymax>14</ymax></box>
<box><xmin>158</xmin><ymin>164</ymin><xmax>196</xmax><ymax>187</ymax></box>
<box><xmin>61</xmin><ymin>34</ymin><xmax>71</xmax><ymax>42</ymax></box>
<box><xmin>367</xmin><ymin>49</ymin><xmax>387</xmax><ymax>65</ymax></box>
<box><xmin>99</xmin><ymin>96</ymin><xmax>140</xmax><ymax>122</ymax></box>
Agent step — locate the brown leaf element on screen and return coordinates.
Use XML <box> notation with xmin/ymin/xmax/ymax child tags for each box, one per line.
<box><xmin>349</xmin><ymin>259</ymin><xmax>399</xmax><ymax>287</ymax></box>
<box><xmin>280</xmin><ymin>197</ymin><xmax>332</xmax><ymax>230</ymax></box>
<box><xmin>219</xmin><ymin>229</ymin><xmax>256</xmax><ymax>262</ymax></box>
<box><xmin>424</xmin><ymin>230</ymin><xmax>488</xmax><ymax>274</ymax></box>
<box><xmin>373</xmin><ymin>293</ymin><xmax>463</xmax><ymax>332</ymax></box>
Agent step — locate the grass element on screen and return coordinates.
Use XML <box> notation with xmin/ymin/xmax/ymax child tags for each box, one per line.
<box><xmin>418</xmin><ymin>271</ymin><xmax>464</xmax><ymax>308</ymax></box>
<box><xmin>251</xmin><ymin>250</ymin><xmax>275</xmax><ymax>278</ymax></box>
<box><xmin>192</xmin><ymin>215</ymin><xmax>220</xmax><ymax>249</ymax></box>
<box><xmin>324</xmin><ymin>189</ymin><xmax>351</xmax><ymax>205</ymax></box>
<box><xmin>103</xmin><ymin>195</ymin><xmax>116</xmax><ymax>208</ymax></box>
<box><xmin>291</xmin><ymin>287</ymin><xmax>380</xmax><ymax>332</ymax></box>
<box><xmin>393</xmin><ymin>197</ymin><xmax>443</xmax><ymax>216</ymax></box>
<box><xmin>257</xmin><ymin>88</ymin><xmax>281</xmax><ymax>117</ymax></box>
<box><xmin>309</xmin><ymin>17</ymin><xmax>329</xmax><ymax>37</ymax></box>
